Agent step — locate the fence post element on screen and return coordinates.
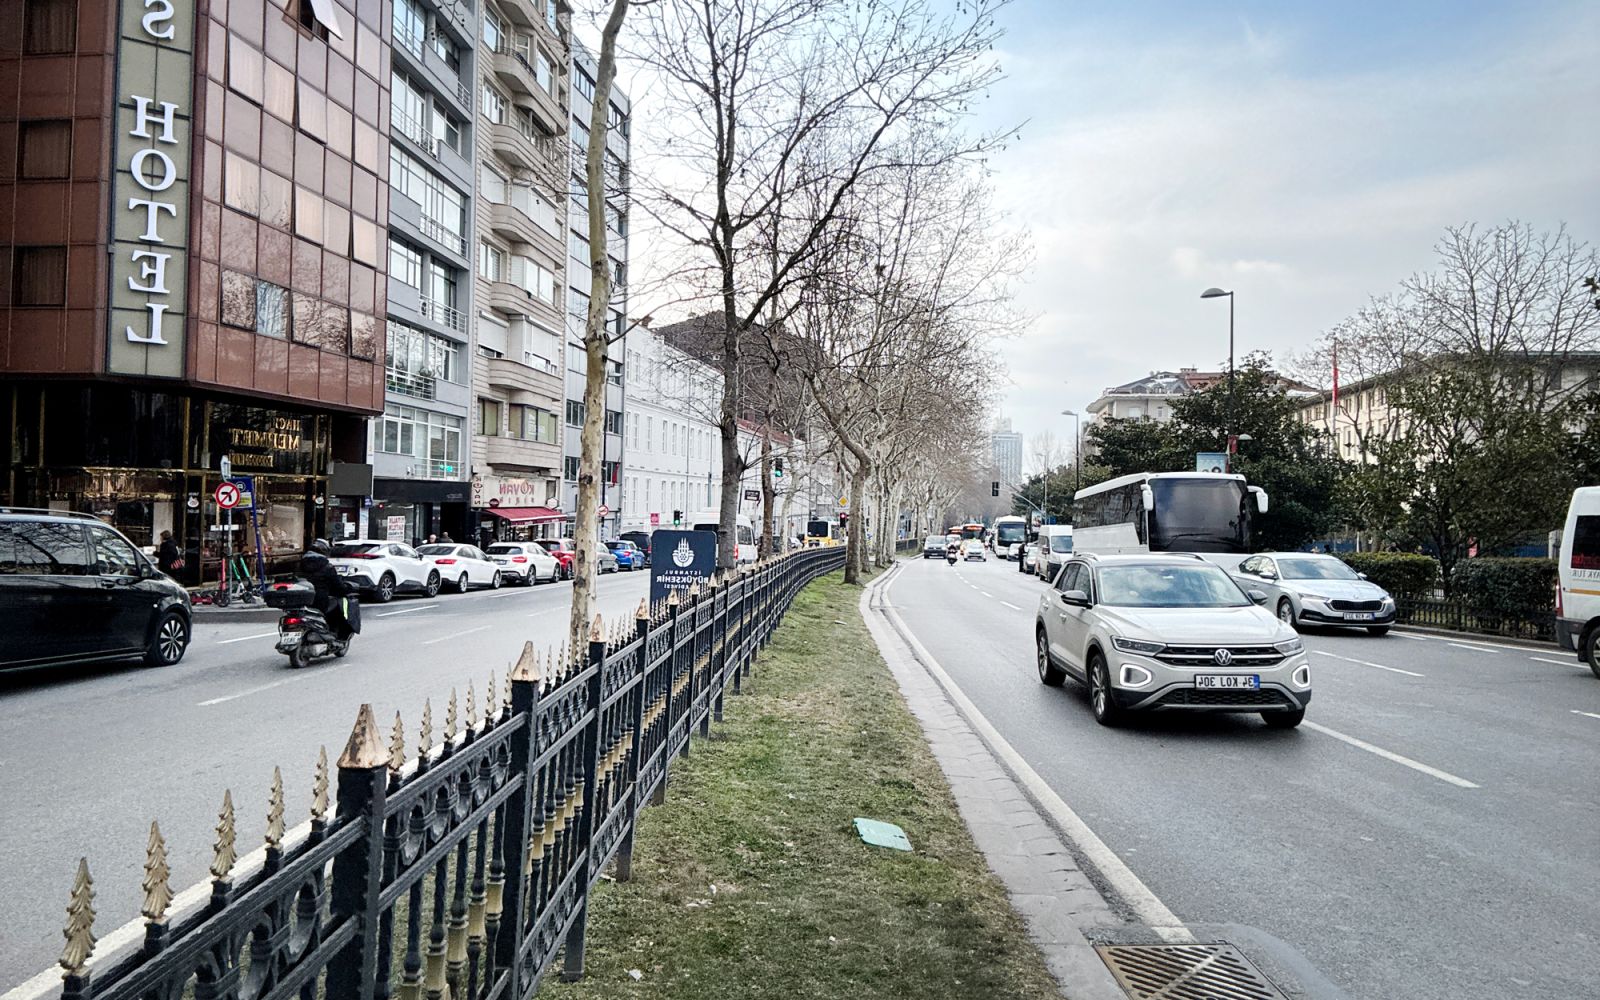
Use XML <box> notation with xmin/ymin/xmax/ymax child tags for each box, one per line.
<box><xmin>326</xmin><ymin>704</ymin><xmax>389</xmax><ymax>1000</ymax></box>
<box><xmin>712</xmin><ymin>573</ymin><xmax>726</xmax><ymax>724</ymax></box>
<box><xmin>617</xmin><ymin>601</ymin><xmax>649</xmax><ymax>882</ymax></box>
<box><xmin>560</xmin><ymin>615</ymin><xmax>607</xmax><ymax>982</ymax></box>
<box><xmin>495</xmin><ymin>642</ymin><xmax>541</xmax><ymax>994</ymax></box>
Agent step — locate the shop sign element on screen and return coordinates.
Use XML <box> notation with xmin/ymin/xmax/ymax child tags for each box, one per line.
<box><xmin>650</xmin><ymin>512</ymin><xmax>660</xmax><ymax>526</ymax></box>
<box><xmin>107</xmin><ymin>0</ymin><xmax>195</xmax><ymax>378</ymax></box>
<box><xmin>386</xmin><ymin>515</ymin><xmax>407</xmax><ymax>542</ymax></box>
<box><xmin>743</xmin><ymin>489</ymin><xmax>760</xmax><ymax>502</ymax></box>
<box><xmin>204</xmin><ymin>405</ymin><xmax>318</xmax><ymax>475</ymax></box>
<box><xmin>471</xmin><ymin>475</ymin><xmax>546</xmax><ymax>509</ymax></box>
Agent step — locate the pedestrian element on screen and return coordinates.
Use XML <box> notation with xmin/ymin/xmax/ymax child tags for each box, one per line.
<box><xmin>441</xmin><ymin>532</ymin><xmax>453</xmax><ymax>543</ymax></box>
<box><xmin>427</xmin><ymin>533</ymin><xmax>438</xmax><ymax>544</ymax></box>
<box><xmin>156</xmin><ymin>530</ymin><xmax>182</xmax><ymax>576</ymax></box>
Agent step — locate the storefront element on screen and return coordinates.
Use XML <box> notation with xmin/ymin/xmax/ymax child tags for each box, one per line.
<box><xmin>471</xmin><ymin>475</ymin><xmax>564</xmax><ymax>547</ymax></box>
<box><xmin>1</xmin><ymin>384</ymin><xmax>359</xmax><ymax>588</ymax></box>
<box><xmin>362</xmin><ymin>478</ymin><xmax>472</xmax><ymax>546</ymax></box>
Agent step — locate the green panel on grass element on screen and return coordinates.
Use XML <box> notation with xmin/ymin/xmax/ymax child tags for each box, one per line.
<box><xmin>853</xmin><ymin>817</ymin><xmax>913</xmax><ymax>852</ymax></box>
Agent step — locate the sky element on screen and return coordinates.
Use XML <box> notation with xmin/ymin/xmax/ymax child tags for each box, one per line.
<box><xmin>975</xmin><ymin>0</ymin><xmax>1599</xmax><ymax>470</ymax></box>
<box><xmin>586</xmin><ymin>0</ymin><xmax>1600</xmax><ymax>473</ymax></box>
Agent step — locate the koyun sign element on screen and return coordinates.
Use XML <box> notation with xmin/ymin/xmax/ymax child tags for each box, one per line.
<box><xmin>107</xmin><ymin>0</ymin><xmax>196</xmax><ymax>378</ymax></box>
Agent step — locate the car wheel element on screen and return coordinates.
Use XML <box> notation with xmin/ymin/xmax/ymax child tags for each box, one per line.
<box><xmin>375</xmin><ymin>573</ymin><xmax>396</xmax><ymax>603</ymax></box>
<box><xmin>1088</xmin><ymin>651</ymin><xmax>1124</xmax><ymax>726</ymax></box>
<box><xmin>1277</xmin><ymin>598</ymin><xmax>1298</xmax><ymax>631</ymax></box>
<box><xmin>1262</xmin><ymin>708</ymin><xmax>1305</xmax><ymax>729</ymax></box>
<box><xmin>454</xmin><ymin>572</ymin><xmax>470</xmax><ymax>593</ymax></box>
<box><xmin>1586</xmin><ymin>628</ymin><xmax>1600</xmax><ymax>680</ymax></box>
<box><xmin>424</xmin><ymin>571</ymin><xmax>441</xmax><ymax>598</ymax></box>
<box><xmin>144</xmin><ymin>611</ymin><xmax>189</xmax><ymax>666</ymax></box>
<box><xmin>1036</xmin><ymin>629</ymin><xmax>1065</xmax><ymax>687</ymax></box>
<box><xmin>1367</xmin><ymin>625</ymin><xmax>1390</xmax><ymax>636</ymax></box>
<box><xmin>490</xmin><ymin>571</ymin><xmax>502</xmax><ymax>590</ymax></box>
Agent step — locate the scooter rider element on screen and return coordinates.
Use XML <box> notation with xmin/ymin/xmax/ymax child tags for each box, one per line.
<box><xmin>299</xmin><ymin>538</ymin><xmax>353</xmax><ymax>640</ymax></box>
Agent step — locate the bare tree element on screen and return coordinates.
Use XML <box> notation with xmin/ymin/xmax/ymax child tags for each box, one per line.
<box><xmin>569</xmin><ymin>0</ymin><xmax>632</xmax><ymax>649</ymax></box>
<box><xmin>633</xmin><ymin>0</ymin><xmax>1009</xmax><ymax>567</ymax></box>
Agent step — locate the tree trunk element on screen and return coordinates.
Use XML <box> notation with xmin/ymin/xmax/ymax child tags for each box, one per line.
<box><xmin>778</xmin><ymin>461</ymin><xmax>797</xmax><ymax>553</ymax></box>
<box><xmin>758</xmin><ymin>426</ymin><xmax>773</xmax><ymax>558</ymax></box>
<box><xmin>845</xmin><ymin>467</ymin><xmax>868</xmax><ymax>584</ymax></box>
<box><xmin>567</xmin><ymin>0</ymin><xmax>630</xmax><ymax>650</ymax></box>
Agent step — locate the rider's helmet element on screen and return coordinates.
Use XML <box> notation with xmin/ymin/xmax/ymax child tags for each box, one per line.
<box><xmin>309</xmin><ymin>538</ymin><xmax>333</xmax><ymax>556</ymax></box>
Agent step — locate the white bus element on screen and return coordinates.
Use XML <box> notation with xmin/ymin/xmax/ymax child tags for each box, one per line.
<box><xmin>688</xmin><ymin>511</ymin><xmax>758</xmax><ymax>563</ymax></box>
<box><xmin>992</xmin><ymin>515</ymin><xmax>1028</xmax><ymax>559</ymax></box>
<box><xmin>1072</xmin><ymin>472</ymin><xmax>1268</xmax><ymax>558</ymax></box>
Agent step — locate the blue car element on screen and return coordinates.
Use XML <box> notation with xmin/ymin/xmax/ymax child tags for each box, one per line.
<box><xmin>606</xmin><ymin>540</ymin><xmax>644</xmax><ymax>571</ymax></box>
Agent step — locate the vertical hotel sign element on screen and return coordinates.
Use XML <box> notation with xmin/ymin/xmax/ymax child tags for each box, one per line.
<box><xmin>106</xmin><ymin>0</ymin><xmax>195</xmax><ymax>377</ymax></box>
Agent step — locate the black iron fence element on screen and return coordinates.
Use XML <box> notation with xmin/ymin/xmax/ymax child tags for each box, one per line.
<box><xmin>1396</xmin><ymin>596</ymin><xmax>1556</xmax><ymax>642</ymax></box>
<box><xmin>29</xmin><ymin>546</ymin><xmax>845</xmax><ymax>1000</ymax></box>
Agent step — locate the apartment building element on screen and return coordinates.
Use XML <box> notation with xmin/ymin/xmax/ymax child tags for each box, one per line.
<box><xmin>621</xmin><ymin>332</ymin><xmax>720</xmax><ymax>535</ymax></box>
<box><xmin>562</xmin><ymin>42</ymin><xmax>630</xmax><ymax>539</ymax></box>
<box><xmin>469</xmin><ymin>0</ymin><xmax>570</xmax><ymax>543</ymax></box>
<box><xmin>372</xmin><ymin>0</ymin><xmax>478</xmax><ymax>543</ymax></box>
<box><xmin>0</xmin><ymin>0</ymin><xmax>390</xmax><ymax>583</ymax></box>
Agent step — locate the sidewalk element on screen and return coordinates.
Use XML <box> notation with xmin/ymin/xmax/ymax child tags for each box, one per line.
<box><xmin>545</xmin><ymin>572</ymin><xmax>1061</xmax><ymax>1000</ymax></box>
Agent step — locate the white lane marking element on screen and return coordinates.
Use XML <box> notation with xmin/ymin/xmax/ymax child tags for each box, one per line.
<box><xmin>1000</xmin><ymin>601</ymin><xmax>1022</xmax><ymax>611</ymax></box>
<box><xmin>1302</xmin><ymin>721</ymin><xmax>1479</xmax><ymax>788</ymax></box>
<box><xmin>1392</xmin><ymin>631</ymin><xmax>1430</xmax><ymax>640</ymax></box>
<box><xmin>981</xmin><ymin>591</ymin><xmax>993</xmax><ymax>598</ymax></box>
<box><xmin>1530</xmin><ymin>656</ymin><xmax>1590</xmax><ymax>671</ymax></box>
<box><xmin>1315</xmin><ymin>651</ymin><xmax>1424</xmax><ymax>677</ymax></box>
<box><xmin>528</xmin><ymin>608</ymin><xmax>559</xmax><ymax>618</ymax></box>
<box><xmin>215</xmin><ymin>630</ymin><xmax>279</xmax><ymax>644</ymax></box>
<box><xmin>422</xmin><ymin>625</ymin><xmax>491</xmax><ymax>646</ymax></box>
<box><xmin>198</xmin><ymin>676</ymin><xmax>306</xmax><ymax>706</ymax></box>
<box><xmin>1572</xmin><ymin>710</ymin><xmax>1600</xmax><ymax>721</ymax></box>
<box><xmin>1446</xmin><ymin>642</ymin><xmax>1490</xmax><ymax>653</ymax></box>
<box><xmin>867</xmin><ymin>575</ymin><xmax>1193</xmax><ymax>944</ymax></box>
<box><xmin>376</xmin><ymin>603</ymin><xmax>441</xmax><ymax>617</ymax></box>
<box><xmin>1398</xmin><ymin>631</ymin><xmax>1544</xmax><ymax>655</ymax></box>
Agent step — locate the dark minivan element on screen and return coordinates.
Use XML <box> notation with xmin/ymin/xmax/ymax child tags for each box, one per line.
<box><xmin>619</xmin><ymin>530</ymin><xmax>652</xmax><ymax>567</ymax></box>
<box><xmin>0</xmin><ymin>508</ymin><xmax>192</xmax><ymax>671</ymax></box>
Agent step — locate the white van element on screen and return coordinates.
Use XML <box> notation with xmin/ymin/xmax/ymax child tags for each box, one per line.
<box><xmin>1034</xmin><ymin>525</ymin><xmax>1074</xmax><ymax>582</ymax></box>
<box><xmin>689</xmin><ymin>511</ymin><xmax>758</xmax><ymax>563</ymax></box>
<box><xmin>1555</xmin><ymin>486</ymin><xmax>1600</xmax><ymax>678</ymax></box>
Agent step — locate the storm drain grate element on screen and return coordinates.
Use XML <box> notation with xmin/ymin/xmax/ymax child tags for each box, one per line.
<box><xmin>1097</xmin><ymin>943</ymin><xmax>1287</xmax><ymax>1000</ymax></box>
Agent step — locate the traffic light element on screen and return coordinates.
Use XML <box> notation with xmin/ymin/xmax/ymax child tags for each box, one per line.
<box><xmin>839</xmin><ymin>512</ymin><xmax>849</xmax><ymax>526</ymax></box>
<box><xmin>773</xmin><ymin>457</ymin><xmax>785</xmax><ymax>478</ymax></box>
<box><xmin>672</xmin><ymin>509</ymin><xmax>683</xmax><ymax>526</ymax></box>
<box><xmin>991</xmin><ymin>481</ymin><xmax>1000</xmax><ymax>497</ymax></box>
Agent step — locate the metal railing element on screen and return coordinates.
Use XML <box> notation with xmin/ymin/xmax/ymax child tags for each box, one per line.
<box><xmin>1396</xmin><ymin>596</ymin><xmax>1556</xmax><ymax>642</ymax></box>
<box><xmin>391</xmin><ymin>105</ymin><xmax>438</xmax><ymax>157</ymax></box>
<box><xmin>418</xmin><ymin>296</ymin><xmax>466</xmax><ymax>332</ymax></box>
<box><xmin>28</xmin><ymin>548</ymin><xmax>845</xmax><ymax>1000</ymax></box>
<box><xmin>417</xmin><ymin>215</ymin><xmax>468</xmax><ymax>258</ymax></box>
<box><xmin>385</xmin><ymin>367</ymin><xmax>438</xmax><ymax>400</ymax></box>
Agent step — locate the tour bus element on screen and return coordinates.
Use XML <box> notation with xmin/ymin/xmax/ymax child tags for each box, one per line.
<box><xmin>689</xmin><ymin>511</ymin><xmax>758</xmax><ymax>562</ymax></box>
<box><xmin>948</xmin><ymin>522</ymin><xmax>987</xmax><ymax>541</ymax></box>
<box><xmin>1071</xmin><ymin>472</ymin><xmax>1268</xmax><ymax>559</ymax></box>
<box><xmin>992</xmin><ymin>515</ymin><xmax>1028</xmax><ymax>559</ymax></box>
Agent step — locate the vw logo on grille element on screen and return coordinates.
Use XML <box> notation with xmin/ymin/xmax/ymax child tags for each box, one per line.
<box><xmin>1212</xmin><ymin>648</ymin><xmax>1234</xmax><ymax>666</ymax></box>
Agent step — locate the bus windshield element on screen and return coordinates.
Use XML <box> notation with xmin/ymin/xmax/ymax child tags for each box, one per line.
<box><xmin>996</xmin><ymin>522</ymin><xmax>1027</xmax><ymax>545</ymax></box>
<box><xmin>1148</xmin><ymin>478</ymin><xmax>1250</xmax><ymax>553</ymax></box>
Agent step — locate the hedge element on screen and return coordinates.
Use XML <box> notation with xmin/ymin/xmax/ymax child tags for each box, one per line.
<box><xmin>1450</xmin><ymin>557</ymin><xmax>1557</xmax><ymax>616</ymax></box>
<box><xmin>1339</xmin><ymin>552</ymin><xmax>1439</xmax><ymax>599</ymax></box>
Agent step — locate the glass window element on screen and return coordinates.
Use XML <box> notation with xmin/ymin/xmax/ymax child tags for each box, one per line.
<box><xmin>89</xmin><ymin>526</ymin><xmax>142</xmax><ymax>576</ymax></box>
<box><xmin>574</xmin><ymin>69</ymin><xmax>595</xmax><ymax>100</ymax></box>
<box><xmin>1573</xmin><ymin>515</ymin><xmax>1600</xmax><ymax>571</ymax></box>
<box><xmin>430</xmin><ymin>30</ymin><xmax>460</xmax><ymax>71</ymax></box>
<box><xmin>23</xmin><ymin>0</ymin><xmax>76</xmax><ymax>55</ymax></box>
<box><xmin>1148</xmin><ymin>478</ymin><xmax>1249</xmax><ymax>553</ymax></box>
<box><xmin>1276</xmin><ymin>556</ymin><xmax>1360</xmax><ymax>581</ymax></box>
<box><xmin>1</xmin><ymin>521</ymin><xmax>90</xmax><ymax>574</ymax></box>
<box><xmin>546</xmin><ymin>0</ymin><xmax>558</xmax><ymax>31</ymax></box>
<box><xmin>392</xmin><ymin>0</ymin><xmax>424</xmax><ymax>54</ymax></box>
<box><xmin>221</xmin><ymin>270</ymin><xmax>257</xmax><ymax>328</ymax></box>
<box><xmin>17</xmin><ymin>120</ymin><xmax>71</xmax><ymax>179</ymax></box>
<box><xmin>564</xmin><ymin>456</ymin><xmax>579</xmax><ymax>481</ymax></box>
<box><xmin>478</xmin><ymin>242</ymin><xmax>504</xmax><ymax>281</ymax></box>
<box><xmin>482</xmin><ymin>83</ymin><xmax>507</xmax><ymax>125</ymax></box>
<box><xmin>535</xmin><ymin>51</ymin><xmax>552</xmax><ymax>92</ymax></box>
<box><xmin>479</xmin><ymin>397</ymin><xmax>501</xmax><ymax>436</ymax></box>
<box><xmin>565</xmin><ymin>399</ymin><xmax>584</xmax><ymax>427</ymax></box>
<box><xmin>483</xmin><ymin>10</ymin><xmax>503</xmax><ymax>51</ymax></box>
<box><xmin>224</xmin><ymin>152</ymin><xmax>259</xmax><ymax>215</ymax></box>
<box><xmin>389</xmin><ymin>146</ymin><xmax>465</xmax><ymax>246</ymax></box>
<box><xmin>389</xmin><ymin>239</ymin><xmax>422</xmax><ymax>288</ymax></box>
<box><xmin>257</xmin><ymin>281</ymin><xmax>289</xmax><ymax>339</ymax></box>
<box><xmin>11</xmin><ymin>247</ymin><xmax>66</xmax><ymax>306</ymax></box>
<box><xmin>1097</xmin><ymin>564</ymin><xmax>1250</xmax><ymax>609</ymax></box>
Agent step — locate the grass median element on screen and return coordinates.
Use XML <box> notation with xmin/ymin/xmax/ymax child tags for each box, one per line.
<box><xmin>546</xmin><ymin>572</ymin><xmax>1060</xmax><ymax>1000</ymax></box>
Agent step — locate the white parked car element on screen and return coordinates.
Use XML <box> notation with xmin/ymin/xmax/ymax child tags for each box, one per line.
<box><xmin>416</xmin><ymin>543</ymin><xmax>504</xmax><ymax>592</ymax></box>
<box><xmin>1019</xmin><ymin>542</ymin><xmax>1040</xmax><ymax>574</ymax></box>
<box><xmin>1232</xmin><ymin>553</ymin><xmax>1395</xmax><ymax>634</ymax></box>
<box><xmin>484</xmin><ymin>542</ymin><xmax>561</xmax><ymax>585</ymax></box>
<box><xmin>330</xmin><ymin>541</ymin><xmax>440</xmax><ymax>603</ymax></box>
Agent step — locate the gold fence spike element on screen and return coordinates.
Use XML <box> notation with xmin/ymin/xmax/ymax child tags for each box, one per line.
<box><xmin>668</xmin><ymin>589</ymin><xmax>681</xmax><ymax>607</ymax></box>
<box><xmin>445</xmin><ymin>689</ymin><xmax>458</xmax><ymax>743</ymax></box>
<box><xmin>511</xmin><ymin>640</ymin><xmax>539</xmax><ymax>682</ymax></box>
<box><xmin>337</xmin><ymin>704</ymin><xmax>385</xmax><ymax>770</ymax></box>
<box><xmin>60</xmin><ymin>858</ymin><xmax>95</xmax><ymax>975</ymax></box>
<box><xmin>311</xmin><ymin>746</ymin><xmax>329</xmax><ymax>821</ymax></box>
<box><xmin>141</xmin><ymin>822</ymin><xmax>172</xmax><ymax>922</ymax></box>
<box><xmin>486</xmin><ymin>673</ymin><xmax>497</xmax><ymax>715</ymax></box>
<box><xmin>265</xmin><ymin>767</ymin><xmax>286</xmax><ymax>850</ymax></box>
<box><xmin>590</xmin><ymin>613</ymin><xmax>604</xmax><ymax>643</ymax></box>
<box><xmin>419</xmin><ymin>699</ymin><xmax>434</xmax><ymax>757</ymax></box>
<box><xmin>636</xmin><ymin>599</ymin><xmax>649</xmax><ymax>620</ymax></box>
<box><xmin>388</xmin><ymin>712</ymin><xmax>406</xmax><ymax>775</ymax></box>
<box><xmin>466</xmin><ymin>683</ymin><xmax>478</xmax><ymax>730</ymax></box>
<box><xmin>503</xmin><ymin>667</ymin><xmax>513</xmax><ymax>712</ymax></box>
<box><xmin>210</xmin><ymin>790</ymin><xmax>237</xmax><ymax>880</ymax></box>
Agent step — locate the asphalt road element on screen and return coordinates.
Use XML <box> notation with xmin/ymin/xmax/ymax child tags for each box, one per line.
<box><xmin>0</xmin><ymin>569</ymin><xmax>654</xmax><ymax>989</ymax></box>
<box><xmin>888</xmin><ymin>554</ymin><xmax>1600</xmax><ymax>1000</ymax></box>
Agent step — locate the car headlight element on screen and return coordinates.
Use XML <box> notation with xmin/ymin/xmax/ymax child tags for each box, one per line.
<box><xmin>1275</xmin><ymin>636</ymin><xmax>1304</xmax><ymax>655</ymax></box>
<box><xmin>1380</xmin><ymin>595</ymin><xmax>1395</xmax><ymax>607</ymax></box>
<box><xmin>1298</xmin><ymin>593</ymin><xmax>1331</xmax><ymax>603</ymax></box>
<box><xmin>1111</xmin><ymin>636</ymin><xmax>1165</xmax><ymax>655</ymax></box>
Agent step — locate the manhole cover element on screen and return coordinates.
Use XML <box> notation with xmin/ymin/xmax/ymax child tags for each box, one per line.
<box><xmin>1097</xmin><ymin>943</ymin><xmax>1287</xmax><ymax>1000</ymax></box>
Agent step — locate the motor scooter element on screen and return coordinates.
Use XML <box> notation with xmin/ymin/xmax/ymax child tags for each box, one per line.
<box><xmin>946</xmin><ymin>546</ymin><xmax>958</xmax><ymax>566</ymax></box>
<box><xmin>266</xmin><ymin>581</ymin><xmax>355</xmax><ymax>668</ymax></box>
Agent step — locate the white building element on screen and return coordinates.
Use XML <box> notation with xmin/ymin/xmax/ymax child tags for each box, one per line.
<box><xmin>621</xmin><ymin>332</ymin><xmax>721</xmax><ymax>533</ymax></box>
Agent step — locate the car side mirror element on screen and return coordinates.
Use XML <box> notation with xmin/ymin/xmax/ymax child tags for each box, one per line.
<box><xmin>1247</xmin><ymin>589</ymin><xmax>1269</xmax><ymax>606</ymax></box>
<box><xmin>1260</xmin><ymin>569</ymin><xmax>1278</xmax><ymax>581</ymax></box>
<box><xmin>1061</xmin><ymin>589</ymin><xmax>1091</xmax><ymax>607</ymax></box>
<box><xmin>1249</xmin><ymin>485</ymin><xmax>1269</xmax><ymax>514</ymax></box>
<box><xmin>1357</xmin><ymin>572</ymin><xmax>1369</xmax><ymax>580</ymax></box>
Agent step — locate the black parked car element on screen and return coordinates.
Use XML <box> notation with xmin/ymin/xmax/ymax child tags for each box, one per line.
<box><xmin>619</xmin><ymin>530</ymin><xmax>653</xmax><ymax>567</ymax></box>
<box><xmin>0</xmin><ymin>508</ymin><xmax>192</xmax><ymax>671</ymax></box>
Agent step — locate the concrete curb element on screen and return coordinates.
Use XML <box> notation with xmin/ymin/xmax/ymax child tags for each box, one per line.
<box><xmin>1391</xmin><ymin>623</ymin><xmax>1557</xmax><ymax>650</ymax></box>
<box><xmin>191</xmin><ymin>606</ymin><xmax>282</xmax><ymax>623</ymax></box>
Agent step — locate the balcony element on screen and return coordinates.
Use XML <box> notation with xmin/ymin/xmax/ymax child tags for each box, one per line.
<box><xmin>417</xmin><ymin>216</ymin><xmax>467</xmax><ymax>259</ymax></box>
<box><xmin>484</xmin><ymin>435</ymin><xmax>560</xmax><ymax>473</ymax></box>
<box><xmin>485</xmin><ymin>354</ymin><xmax>562</xmax><ymax>397</ymax></box>
<box><xmin>486</xmin><ymin>200</ymin><xmax>563</xmax><ymax>260</ymax></box>
<box><xmin>417</xmin><ymin>296</ymin><xmax>466</xmax><ymax>333</ymax></box>
<box><xmin>492</xmin><ymin>45</ymin><xmax>540</xmax><ymax>99</ymax></box>
<box><xmin>386</xmin><ymin>367</ymin><xmax>438</xmax><ymax>400</ymax></box>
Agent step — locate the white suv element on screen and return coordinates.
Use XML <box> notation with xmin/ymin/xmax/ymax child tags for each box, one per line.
<box><xmin>330</xmin><ymin>541</ymin><xmax>441</xmax><ymax>602</ymax></box>
<box><xmin>1035</xmin><ymin>553</ymin><xmax>1311</xmax><ymax>728</ymax></box>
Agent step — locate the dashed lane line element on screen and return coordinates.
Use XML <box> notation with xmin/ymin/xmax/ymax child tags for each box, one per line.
<box><xmin>1000</xmin><ymin>601</ymin><xmax>1022</xmax><ymax>611</ymax></box>
<box><xmin>1302</xmin><ymin>721</ymin><xmax>1479</xmax><ymax>789</ymax></box>
<box><xmin>375</xmin><ymin>603</ymin><xmax>441</xmax><ymax>617</ymax></box>
<box><xmin>421</xmin><ymin>625</ymin><xmax>491</xmax><ymax>646</ymax></box>
<box><xmin>1530</xmin><ymin>656</ymin><xmax>1591</xmax><ymax>671</ymax></box>
<box><xmin>197</xmin><ymin>675</ymin><xmax>307</xmax><ymax>707</ymax></box>
<box><xmin>1314</xmin><ymin>650</ymin><xmax>1424</xmax><ymax>677</ymax></box>
<box><xmin>1446</xmin><ymin>642</ymin><xmax>1491</xmax><ymax>653</ymax></box>
<box><xmin>215</xmin><ymin>630</ymin><xmax>280</xmax><ymax>644</ymax></box>
<box><xmin>1572</xmin><ymin>710</ymin><xmax>1600</xmax><ymax>721</ymax></box>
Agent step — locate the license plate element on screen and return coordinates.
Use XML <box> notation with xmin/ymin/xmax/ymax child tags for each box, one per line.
<box><xmin>1342</xmin><ymin>611</ymin><xmax>1375</xmax><ymax>621</ymax></box>
<box><xmin>278</xmin><ymin>633</ymin><xmax>301</xmax><ymax>647</ymax></box>
<box><xmin>1195</xmin><ymin>674</ymin><xmax>1259</xmax><ymax>690</ymax></box>
<box><xmin>336</xmin><ymin>566</ymin><xmax>353</xmax><ymax>574</ymax></box>
<box><xmin>492</xmin><ymin>558</ymin><xmax>508</xmax><ymax>565</ymax></box>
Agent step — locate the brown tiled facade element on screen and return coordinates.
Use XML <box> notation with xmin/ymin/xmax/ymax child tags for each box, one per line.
<box><xmin>0</xmin><ymin>0</ymin><xmax>394</xmax><ymax>580</ymax></box>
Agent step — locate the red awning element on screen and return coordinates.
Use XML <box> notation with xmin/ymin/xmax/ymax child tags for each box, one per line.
<box><xmin>481</xmin><ymin>506</ymin><xmax>564</xmax><ymax>525</ymax></box>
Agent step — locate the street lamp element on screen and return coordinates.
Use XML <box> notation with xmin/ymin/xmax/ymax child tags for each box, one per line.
<box><xmin>1200</xmin><ymin>287</ymin><xmax>1235</xmax><ymax>455</ymax></box>
<box><xmin>1061</xmin><ymin>409</ymin><xmax>1080</xmax><ymax>494</ymax></box>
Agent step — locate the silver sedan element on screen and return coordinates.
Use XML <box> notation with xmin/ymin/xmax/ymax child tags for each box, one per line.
<box><xmin>1231</xmin><ymin>553</ymin><xmax>1396</xmax><ymax>634</ymax></box>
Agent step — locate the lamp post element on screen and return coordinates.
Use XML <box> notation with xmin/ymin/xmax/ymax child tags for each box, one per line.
<box><xmin>1200</xmin><ymin>287</ymin><xmax>1235</xmax><ymax>461</ymax></box>
<box><xmin>1061</xmin><ymin>409</ymin><xmax>1080</xmax><ymax>494</ymax></box>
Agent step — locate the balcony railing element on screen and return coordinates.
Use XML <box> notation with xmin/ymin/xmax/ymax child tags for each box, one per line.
<box><xmin>394</xmin><ymin>21</ymin><xmax>425</xmax><ymax>57</ymax></box>
<box><xmin>417</xmin><ymin>457</ymin><xmax>464</xmax><ymax>480</ymax></box>
<box><xmin>418</xmin><ymin>296</ymin><xmax>466</xmax><ymax>332</ymax></box>
<box><xmin>391</xmin><ymin>106</ymin><xmax>438</xmax><ymax>157</ymax></box>
<box><xmin>417</xmin><ymin>215</ymin><xmax>467</xmax><ymax>257</ymax></box>
<box><xmin>385</xmin><ymin>367</ymin><xmax>438</xmax><ymax>400</ymax></box>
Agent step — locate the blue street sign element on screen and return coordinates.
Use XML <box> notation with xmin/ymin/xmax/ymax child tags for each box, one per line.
<box><xmin>648</xmin><ymin>530</ymin><xmax>718</xmax><ymax>603</ymax></box>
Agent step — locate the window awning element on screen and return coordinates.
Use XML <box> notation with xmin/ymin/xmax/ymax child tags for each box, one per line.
<box><xmin>482</xmin><ymin>506</ymin><xmax>564</xmax><ymax>525</ymax></box>
<box><xmin>305</xmin><ymin>0</ymin><xmax>346</xmax><ymax>38</ymax></box>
